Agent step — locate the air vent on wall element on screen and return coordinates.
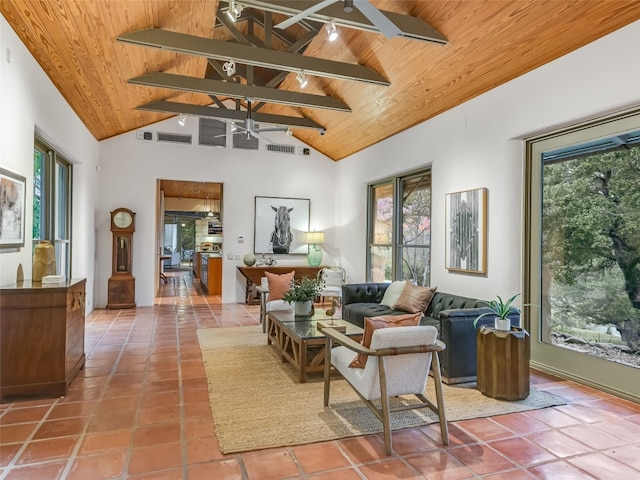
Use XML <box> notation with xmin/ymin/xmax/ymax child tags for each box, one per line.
<box><xmin>157</xmin><ymin>132</ymin><xmax>192</xmax><ymax>144</ymax></box>
<box><xmin>266</xmin><ymin>144</ymin><xmax>296</xmax><ymax>155</ymax></box>
<box><xmin>199</xmin><ymin>118</ymin><xmax>226</xmax><ymax>147</ymax></box>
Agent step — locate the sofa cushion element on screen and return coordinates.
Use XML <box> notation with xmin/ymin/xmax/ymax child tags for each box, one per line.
<box><xmin>342</xmin><ymin>303</ymin><xmax>397</xmax><ymax>328</ymax></box>
<box><xmin>349</xmin><ymin>313</ymin><xmax>422</xmax><ymax>368</ymax></box>
<box><xmin>380</xmin><ymin>280</ymin><xmax>407</xmax><ymax>307</ymax></box>
<box><xmin>393</xmin><ymin>284</ymin><xmax>437</xmax><ymax>314</ymax></box>
<box><xmin>265</xmin><ymin>270</ymin><xmax>295</xmax><ymax>302</ymax></box>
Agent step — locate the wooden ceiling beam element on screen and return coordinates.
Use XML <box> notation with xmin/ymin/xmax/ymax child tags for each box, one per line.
<box><xmin>129</xmin><ymin>72</ymin><xmax>351</xmax><ymax>111</ymax></box>
<box><xmin>236</xmin><ymin>0</ymin><xmax>448</xmax><ymax>44</ymax></box>
<box><xmin>137</xmin><ymin>100</ymin><xmax>324</xmax><ymax>131</ymax></box>
<box><xmin>117</xmin><ymin>28</ymin><xmax>389</xmax><ymax>85</ymax></box>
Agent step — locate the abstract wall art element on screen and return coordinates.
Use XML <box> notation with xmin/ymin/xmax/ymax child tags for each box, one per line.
<box><xmin>445</xmin><ymin>188</ymin><xmax>487</xmax><ymax>274</ymax></box>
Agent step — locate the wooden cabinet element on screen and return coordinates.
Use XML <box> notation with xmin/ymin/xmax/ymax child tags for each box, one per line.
<box><xmin>0</xmin><ymin>279</ymin><xmax>86</xmax><ymax>402</ymax></box>
<box><xmin>192</xmin><ymin>252</ymin><xmax>202</xmax><ymax>278</ymax></box>
<box><xmin>208</xmin><ymin>257</ymin><xmax>222</xmax><ymax>295</ymax></box>
<box><xmin>200</xmin><ymin>255</ymin><xmax>222</xmax><ymax>295</ymax></box>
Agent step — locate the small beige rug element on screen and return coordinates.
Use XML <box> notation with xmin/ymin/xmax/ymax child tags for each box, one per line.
<box><xmin>197</xmin><ymin>325</ymin><xmax>564</xmax><ymax>454</ymax></box>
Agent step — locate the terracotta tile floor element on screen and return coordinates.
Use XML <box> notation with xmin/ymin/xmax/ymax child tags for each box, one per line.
<box><xmin>1</xmin><ymin>269</ymin><xmax>639</xmax><ymax>479</ymax></box>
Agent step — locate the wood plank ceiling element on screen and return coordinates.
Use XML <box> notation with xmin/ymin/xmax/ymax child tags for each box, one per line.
<box><xmin>2</xmin><ymin>1</ymin><xmax>640</xmax><ymax>161</ymax></box>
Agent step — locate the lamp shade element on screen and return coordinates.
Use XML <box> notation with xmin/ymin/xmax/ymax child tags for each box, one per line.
<box><xmin>305</xmin><ymin>231</ymin><xmax>325</xmax><ymax>244</ymax></box>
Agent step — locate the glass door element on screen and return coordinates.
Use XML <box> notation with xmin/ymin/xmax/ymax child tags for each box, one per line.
<box><xmin>525</xmin><ymin>112</ymin><xmax>640</xmax><ymax>402</ymax></box>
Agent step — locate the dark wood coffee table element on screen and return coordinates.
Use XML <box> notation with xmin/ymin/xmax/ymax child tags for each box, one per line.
<box><xmin>267</xmin><ymin>310</ymin><xmax>363</xmax><ymax>383</ymax></box>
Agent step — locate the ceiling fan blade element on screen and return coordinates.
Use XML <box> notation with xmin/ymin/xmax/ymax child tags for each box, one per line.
<box><xmin>274</xmin><ymin>0</ymin><xmax>337</xmax><ymax>30</ymax></box>
<box><xmin>353</xmin><ymin>0</ymin><xmax>401</xmax><ymax>38</ymax></box>
<box><xmin>253</xmin><ymin>127</ymin><xmax>290</xmax><ymax>133</ymax></box>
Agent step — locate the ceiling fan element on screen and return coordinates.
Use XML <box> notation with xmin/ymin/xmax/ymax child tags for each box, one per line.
<box><xmin>219</xmin><ymin>99</ymin><xmax>290</xmax><ymax>144</ymax></box>
<box><xmin>274</xmin><ymin>0</ymin><xmax>401</xmax><ymax>38</ymax></box>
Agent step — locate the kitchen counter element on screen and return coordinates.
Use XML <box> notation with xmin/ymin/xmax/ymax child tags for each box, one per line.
<box><xmin>201</xmin><ymin>254</ymin><xmax>222</xmax><ymax>295</ymax></box>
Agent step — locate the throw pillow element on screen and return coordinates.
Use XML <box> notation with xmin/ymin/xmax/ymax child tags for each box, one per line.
<box><xmin>393</xmin><ymin>283</ymin><xmax>437</xmax><ymax>314</ymax></box>
<box><xmin>379</xmin><ymin>280</ymin><xmax>407</xmax><ymax>307</ymax></box>
<box><xmin>265</xmin><ymin>270</ymin><xmax>295</xmax><ymax>302</ymax></box>
<box><xmin>348</xmin><ymin>313</ymin><xmax>421</xmax><ymax>368</ymax></box>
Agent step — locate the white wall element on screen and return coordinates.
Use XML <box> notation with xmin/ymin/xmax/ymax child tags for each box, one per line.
<box><xmin>336</xmin><ymin>21</ymin><xmax>640</xmax><ymax>305</ymax></box>
<box><xmin>0</xmin><ymin>16</ymin><xmax>100</xmax><ymax>311</ymax></box>
<box><xmin>97</xmin><ymin>123</ymin><xmax>336</xmax><ymax>307</ymax></box>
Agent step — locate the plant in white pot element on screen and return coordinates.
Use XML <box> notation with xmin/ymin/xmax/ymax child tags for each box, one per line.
<box><xmin>474</xmin><ymin>294</ymin><xmax>521</xmax><ymax>331</ymax></box>
<box><xmin>282</xmin><ymin>277</ymin><xmax>321</xmax><ymax>317</ymax></box>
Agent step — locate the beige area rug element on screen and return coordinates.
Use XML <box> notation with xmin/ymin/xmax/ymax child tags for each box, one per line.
<box><xmin>197</xmin><ymin>326</ymin><xmax>564</xmax><ymax>454</ymax></box>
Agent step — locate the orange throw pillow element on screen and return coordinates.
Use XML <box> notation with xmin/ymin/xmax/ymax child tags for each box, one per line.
<box><xmin>348</xmin><ymin>313</ymin><xmax>421</xmax><ymax>368</ymax></box>
<box><xmin>265</xmin><ymin>271</ymin><xmax>295</xmax><ymax>302</ymax></box>
<box><xmin>393</xmin><ymin>283</ymin><xmax>437</xmax><ymax>314</ymax></box>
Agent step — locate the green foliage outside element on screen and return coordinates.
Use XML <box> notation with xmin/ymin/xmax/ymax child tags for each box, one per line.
<box><xmin>543</xmin><ymin>147</ymin><xmax>640</xmax><ymax>352</ymax></box>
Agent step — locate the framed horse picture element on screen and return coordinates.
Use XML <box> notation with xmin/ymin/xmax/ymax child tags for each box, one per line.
<box><xmin>254</xmin><ymin>196</ymin><xmax>310</xmax><ymax>255</ymax></box>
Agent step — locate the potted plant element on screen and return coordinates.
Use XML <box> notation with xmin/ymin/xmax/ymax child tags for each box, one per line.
<box><xmin>473</xmin><ymin>293</ymin><xmax>521</xmax><ymax>331</ymax></box>
<box><xmin>282</xmin><ymin>277</ymin><xmax>321</xmax><ymax>317</ymax></box>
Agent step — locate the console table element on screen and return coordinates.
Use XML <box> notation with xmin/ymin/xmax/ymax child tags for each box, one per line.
<box><xmin>0</xmin><ymin>278</ymin><xmax>86</xmax><ymax>402</ymax></box>
<box><xmin>237</xmin><ymin>266</ymin><xmax>323</xmax><ymax>304</ymax></box>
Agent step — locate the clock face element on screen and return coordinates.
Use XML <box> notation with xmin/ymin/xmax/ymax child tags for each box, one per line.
<box><xmin>114</xmin><ymin>211</ymin><xmax>133</xmax><ymax>228</ymax></box>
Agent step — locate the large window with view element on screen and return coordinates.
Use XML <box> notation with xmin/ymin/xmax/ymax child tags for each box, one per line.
<box><xmin>525</xmin><ymin>112</ymin><xmax>640</xmax><ymax>402</ymax></box>
<box><xmin>367</xmin><ymin>170</ymin><xmax>431</xmax><ymax>285</ymax></box>
<box><xmin>33</xmin><ymin>137</ymin><xmax>72</xmax><ymax>278</ymax></box>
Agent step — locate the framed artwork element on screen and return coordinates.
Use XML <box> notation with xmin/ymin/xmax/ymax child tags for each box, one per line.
<box><xmin>254</xmin><ymin>196</ymin><xmax>310</xmax><ymax>255</ymax></box>
<box><xmin>445</xmin><ymin>187</ymin><xmax>487</xmax><ymax>274</ymax></box>
<box><xmin>0</xmin><ymin>167</ymin><xmax>26</xmax><ymax>248</ymax></box>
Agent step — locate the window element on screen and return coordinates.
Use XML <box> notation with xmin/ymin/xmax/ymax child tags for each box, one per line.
<box><xmin>367</xmin><ymin>170</ymin><xmax>431</xmax><ymax>285</ymax></box>
<box><xmin>33</xmin><ymin>137</ymin><xmax>72</xmax><ymax>278</ymax></box>
<box><xmin>525</xmin><ymin>110</ymin><xmax>640</xmax><ymax>402</ymax></box>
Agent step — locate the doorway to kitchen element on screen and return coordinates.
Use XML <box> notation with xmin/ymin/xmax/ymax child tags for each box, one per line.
<box><xmin>157</xmin><ymin>180</ymin><xmax>223</xmax><ymax>297</ymax></box>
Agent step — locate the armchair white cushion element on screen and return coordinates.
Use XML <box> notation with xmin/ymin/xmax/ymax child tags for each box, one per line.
<box><xmin>323</xmin><ymin>325</ymin><xmax>448</xmax><ymax>454</ymax></box>
<box><xmin>317</xmin><ymin>267</ymin><xmax>346</xmax><ymax>304</ymax></box>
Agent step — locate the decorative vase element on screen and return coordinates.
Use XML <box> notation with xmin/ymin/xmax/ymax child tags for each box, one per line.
<box><xmin>494</xmin><ymin>317</ymin><xmax>511</xmax><ymax>331</ymax></box>
<box><xmin>294</xmin><ymin>300</ymin><xmax>313</xmax><ymax>317</ymax></box>
<box><xmin>307</xmin><ymin>245</ymin><xmax>323</xmax><ymax>267</ymax></box>
<box><xmin>243</xmin><ymin>253</ymin><xmax>256</xmax><ymax>266</ymax></box>
<box><xmin>33</xmin><ymin>240</ymin><xmax>56</xmax><ymax>281</ymax></box>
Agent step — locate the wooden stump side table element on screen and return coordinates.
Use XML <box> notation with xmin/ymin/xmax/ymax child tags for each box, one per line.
<box><xmin>476</xmin><ymin>326</ymin><xmax>530</xmax><ymax>400</ymax></box>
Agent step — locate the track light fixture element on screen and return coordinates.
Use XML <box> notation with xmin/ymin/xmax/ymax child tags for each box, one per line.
<box><xmin>325</xmin><ymin>20</ymin><xmax>338</xmax><ymax>42</ymax></box>
<box><xmin>177</xmin><ymin>113</ymin><xmax>187</xmax><ymax>126</ymax></box>
<box><xmin>226</xmin><ymin>0</ymin><xmax>243</xmax><ymax>22</ymax></box>
<box><xmin>296</xmin><ymin>70</ymin><xmax>308</xmax><ymax>88</ymax></box>
<box><xmin>222</xmin><ymin>59</ymin><xmax>236</xmax><ymax>77</ymax></box>
<box><xmin>286</xmin><ymin>128</ymin><xmax>293</xmax><ymax>136</ymax></box>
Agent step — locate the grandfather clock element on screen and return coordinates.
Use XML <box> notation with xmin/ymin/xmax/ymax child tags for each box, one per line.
<box><xmin>106</xmin><ymin>208</ymin><xmax>136</xmax><ymax>309</ymax></box>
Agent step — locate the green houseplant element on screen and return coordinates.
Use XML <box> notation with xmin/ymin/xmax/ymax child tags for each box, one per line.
<box><xmin>282</xmin><ymin>277</ymin><xmax>321</xmax><ymax>317</ymax></box>
<box><xmin>473</xmin><ymin>293</ymin><xmax>521</xmax><ymax>331</ymax></box>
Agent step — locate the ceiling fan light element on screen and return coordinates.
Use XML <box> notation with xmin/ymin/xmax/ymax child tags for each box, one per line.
<box><xmin>325</xmin><ymin>20</ymin><xmax>338</xmax><ymax>41</ymax></box>
<box><xmin>296</xmin><ymin>70</ymin><xmax>308</xmax><ymax>88</ymax></box>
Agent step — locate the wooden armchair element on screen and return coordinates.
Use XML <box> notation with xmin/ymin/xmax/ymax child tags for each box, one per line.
<box><xmin>322</xmin><ymin>325</ymin><xmax>448</xmax><ymax>455</ymax></box>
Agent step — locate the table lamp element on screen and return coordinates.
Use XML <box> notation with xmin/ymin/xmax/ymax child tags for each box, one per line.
<box><xmin>305</xmin><ymin>231</ymin><xmax>325</xmax><ymax>266</ymax></box>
